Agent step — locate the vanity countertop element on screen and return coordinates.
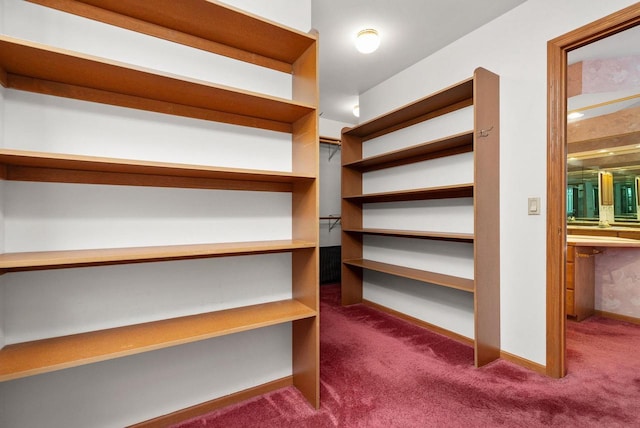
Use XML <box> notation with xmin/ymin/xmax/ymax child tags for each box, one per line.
<box><xmin>568</xmin><ymin>234</ymin><xmax>640</xmax><ymax>247</ymax></box>
<box><xmin>568</xmin><ymin>225</ymin><xmax>640</xmax><ymax>231</ymax></box>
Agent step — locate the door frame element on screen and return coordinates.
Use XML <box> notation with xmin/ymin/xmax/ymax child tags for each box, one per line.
<box><xmin>546</xmin><ymin>3</ymin><xmax>640</xmax><ymax>378</ymax></box>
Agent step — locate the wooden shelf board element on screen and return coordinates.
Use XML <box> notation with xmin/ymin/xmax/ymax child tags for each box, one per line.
<box><xmin>27</xmin><ymin>0</ymin><xmax>316</xmax><ymax>72</ymax></box>
<box><xmin>343</xmin><ymin>131</ymin><xmax>474</xmax><ymax>172</ymax></box>
<box><xmin>0</xmin><ymin>299</ymin><xmax>316</xmax><ymax>382</ymax></box>
<box><xmin>343</xmin><ymin>258</ymin><xmax>474</xmax><ymax>293</ymax></box>
<box><xmin>319</xmin><ymin>136</ymin><xmax>341</xmax><ymax>146</ymax></box>
<box><xmin>0</xmin><ymin>149</ymin><xmax>313</xmax><ymax>191</ymax></box>
<box><xmin>344</xmin><ymin>228</ymin><xmax>474</xmax><ymax>243</ymax></box>
<box><xmin>0</xmin><ymin>36</ymin><xmax>315</xmax><ymax>133</ymax></box>
<box><xmin>344</xmin><ymin>183</ymin><xmax>474</xmax><ymax>203</ymax></box>
<box><xmin>0</xmin><ymin>240</ymin><xmax>316</xmax><ymax>272</ymax></box>
<box><xmin>344</xmin><ymin>78</ymin><xmax>473</xmax><ymax>140</ymax></box>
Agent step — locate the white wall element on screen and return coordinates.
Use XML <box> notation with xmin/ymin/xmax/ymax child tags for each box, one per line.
<box><xmin>0</xmin><ymin>0</ymin><xmax>311</xmax><ymax>426</ymax></box>
<box><xmin>358</xmin><ymin>0</ymin><xmax>638</xmax><ymax>365</ymax></box>
<box><xmin>319</xmin><ymin>117</ymin><xmax>350</xmax><ymax>247</ymax></box>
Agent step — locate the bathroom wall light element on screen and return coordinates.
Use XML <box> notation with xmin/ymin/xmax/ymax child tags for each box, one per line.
<box><xmin>355</xmin><ymin>29</ymin><xmax>380</xmax><ymax>54</ymax></box>
<box><xmin>352</xmin><ymin>105</ymin><xmax>360</xmax><ymax>118</ymax></box>
<box><xmin>567</xmin><ymin>111</ymin><xmax>584</xmax><ymax>120</ymax></box>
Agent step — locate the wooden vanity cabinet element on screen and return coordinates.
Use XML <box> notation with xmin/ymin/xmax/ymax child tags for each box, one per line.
<box><xmin>566</xmin><ymin>243</ymin><xmax>596</xmax><ymax>321</ymax></box>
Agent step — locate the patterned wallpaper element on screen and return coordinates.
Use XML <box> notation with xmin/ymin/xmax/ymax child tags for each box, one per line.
<box><xmin>595</xmin><ymin>248</ymin><xmax>640</xmax><ymax>318</ymax></box>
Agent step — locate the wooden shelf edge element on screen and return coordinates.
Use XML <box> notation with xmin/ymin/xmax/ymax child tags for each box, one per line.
<box><xmin>0</xmin><ymin>299</ymin><xmax>317</xmax><ymax>382</ymax></box>
<box><xmin>344</xmin><ymin>78</ymin><xmax>474</xmax><ymax>140</ymax></box>
<box><xmin>343</xmin><ymin>228</ymin><xmax>474</xmax><ymax>243</ymax></box>
<box><xmin>0</xmin><ymin>36</ymin><xmax>315</xmax><ymax>133</ymax></box>
<box><xmin>0</xmin><ymin>149</ymin><xmax>314</xmax><ymax>191</ymax></box>
<box><xmin>344</xmin><ymin>183</ymin><xmax>474</xmax><ymax>203</ymax></box>
<box><xmin>343</xmin><ymin>131</ymin><xmax>474</xmax><ymax>172</ymax></box>
<box><xmin>26</xmin><ymin>0</ymin><xmax>316</xmax><ymax>72</ymax></box>
<box><xmin>319</xmin><ymin>136</ymin><xmax>341</xmax><ymax>146</ymax></box>
<box><xmin>343</xmin><ymin>258</ymin><xmax>474</xmax><ymax>293</ymax></box>
<box><xmin>0</xmin><ymin>240</ymin><xmax>316</xmax><ymax>272</ymax></box>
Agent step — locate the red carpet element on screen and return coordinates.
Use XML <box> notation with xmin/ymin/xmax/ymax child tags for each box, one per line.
<box><xmin>173</xmin><ymin>284</ymin><xmax>640</xmax><ymax>427</ymax></box>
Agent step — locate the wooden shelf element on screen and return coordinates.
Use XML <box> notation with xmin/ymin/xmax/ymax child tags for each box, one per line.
<box><xmin>0</xmin><ymin>240</ymin><xmax>315</xmax><ymax>272</ymax></box>
<box><xmin>0</xmin><ymin>36</ymin><xmax>315</xmax><ymax>133</ymax></box>
<box><xmin>0</xmin><ymin>149</ymin><xmax>313</xmax><ymax>192</ymax></box>
<box><xmin>341</xmin><ymin>68</ymin><xmax>499</xmax><ymax>368</ymax></box>
<box><xmin>0</xmin><ymin>298</ymin><xmax>316</xmax><ymax>382</ymax></box>
<box><xmin>343</xmin><ymin>78</ymin><xmax>473</xmax><ymax>141</ymax></box>
<box><xmin>319</xmin><ymin>136</ymin><xmax>341</xmax><ymax>146</ymax></box>
<box><xmin>343</xmin><ymin>131</ymin><xmax>473</xmax><ymax>172</ymax></box>
<box><xmin>344</xmin><ymin>183</ymin><xmax>473</xmax><ymax>203</ymax></box>
<box><xmin>343</xmin><ymin>258</ymin><xmax>474</xmax><ymax>293</ymax></box>
<box><xmin>27</xmin><ymin>0</ymin><xmax>316</xmax><ymax>73</ymax></box>
<box><xmin>344</xmin><ymin>228</ymin><xmax>474</xmax><ymax>243</ymax></box>
<box><xmin>2</xmin><ymin>0</ymin><xmax>321</xmax><ymax>411</ymax></box>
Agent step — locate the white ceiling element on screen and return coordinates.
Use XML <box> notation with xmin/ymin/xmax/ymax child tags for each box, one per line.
<box><xmin>311</xmin><ymin>0</ymin><xmax>527</xmax><ymax>124</ymax></box>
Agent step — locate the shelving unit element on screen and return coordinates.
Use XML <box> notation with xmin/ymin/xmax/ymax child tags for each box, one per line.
<box><xmin>1</xmin><ymin>0</ymin><xmax>319</xmax><ymax>411</ymax></box>
<box><xmin>341</xmin><ymin>68</ymin><xmax>499</xmax><ymax>367</ymax></box>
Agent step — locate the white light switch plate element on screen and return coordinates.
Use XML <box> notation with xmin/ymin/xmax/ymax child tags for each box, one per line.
<box><xmin>528</xmin><ymin>197</ymin><xmax>541</xmax><ymax>215</ymax></box>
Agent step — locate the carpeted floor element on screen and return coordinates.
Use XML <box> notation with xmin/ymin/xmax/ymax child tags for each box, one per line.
<box><xmin>173</xmin><ymin>284</ymin><xmax>640</xmax><ymax>427</ymax></box>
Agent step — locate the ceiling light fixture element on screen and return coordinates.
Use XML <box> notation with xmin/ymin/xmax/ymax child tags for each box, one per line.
<box><xmin>352</xmin><ymin>105</ymin><xmax>360</xmax><ymax>118</ymax></box>
<box><xmin>355</xmin><ymin>29</ymin><xmax>380</xmax><ymax>54</ymax></box>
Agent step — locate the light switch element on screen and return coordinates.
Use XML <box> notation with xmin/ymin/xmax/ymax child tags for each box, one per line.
<box><xmin>528</xmin><ymin>197</ymin><xmax>541</xmax><ymax>215</ymax></box>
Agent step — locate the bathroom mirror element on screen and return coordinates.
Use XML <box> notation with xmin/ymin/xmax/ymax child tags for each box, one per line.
<box><xmin>566</xmin><ymin>26</ymin><xmax>640</xmax><ymax>226</ymax></box>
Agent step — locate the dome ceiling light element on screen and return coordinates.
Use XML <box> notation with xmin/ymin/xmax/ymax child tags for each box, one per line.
<box><xmin>355</xmin><ymin>28</ymin><xmax>380</xmax><ymax>54</ymax></box>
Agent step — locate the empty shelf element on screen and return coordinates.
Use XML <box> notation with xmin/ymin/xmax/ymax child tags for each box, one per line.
<box><xmin>27</xmin><ymin>0</ymin><xmax>316</xmax><ymax>72</ymax></box>
<box><xmin>0</xmin><ymin>36</ymin><xmax>315</xmax><ymax>133</ymax></box>
<box><xmin>343</xmin><ymin>258</ymin><xmax>474</xmax><ymax>293</ymax></box>
<box><xmin>0</xmin><ymin>299</ymin><xmax>316</xmax><ymax>382</ymax></box>
<box><xmin>0</xmin><ymin>240</ymin><xmax>316</xmax><ymax>272</ymax></box>
<box><xmin>0</xmin><ymin>149</ymin><xmax>313</xmax><ymax>192</ymax></box>
<box><xmin>343</xmin><ymin>79</ymin><xmax>473</xmax><ymax>140</ymax></box>
<box><xmin>344</xmin><ymin>228</ymin><xmax>473</xmax><ymax>243</ymax></box>
<box><xmin>344</xmin><ymin>183</ymin><xmax>473</xmax><ymax>203</ymax></box>
<box><xmin>343</xmin><ymin>131</ymin><xmax>474</xmax><ymax>172</ymax></box>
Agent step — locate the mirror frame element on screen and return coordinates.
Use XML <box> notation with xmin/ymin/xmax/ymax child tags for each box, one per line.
<box><xmin>546</xmin><ymin>4</ymin><xmax>640</xmax><ymax>378</ymax></box>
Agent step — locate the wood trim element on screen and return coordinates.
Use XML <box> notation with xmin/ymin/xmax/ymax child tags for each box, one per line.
<box><xmin>594</xmin><ymin>310</ymin><xmax>640</xmax><ymax>325</ymax></box>
<box><xmin>27</xmin><ymin>0</ymin><xmax>316</xmax><ymax>72</ymax></box>
<box><xmin>499</xmin><ymin>350</ymin><xmax>547</xmax><ymax>375</ymax></box>
<box><xmin>128</xmin><ymin>376</ymin><xmax>293</xmax><ymax>428</ymax></box>
<box><xmin>547</xmin><ymin>3</ymin><xmax>640</xmax><ymax>379</ymax></box>
<box><xmin>362</xmin><ymin>299</ymin><xmax>474</xmax><ymax>346</ymax></box>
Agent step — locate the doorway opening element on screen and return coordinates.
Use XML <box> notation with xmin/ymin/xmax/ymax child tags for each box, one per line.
<box><xmin>546</xmin><ymin>4</ymin><xmax>640</xmax><ymax>378</ymax></box>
